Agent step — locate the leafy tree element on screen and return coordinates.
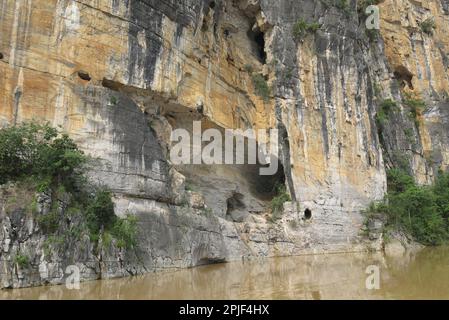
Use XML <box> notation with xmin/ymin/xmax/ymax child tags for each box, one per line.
<box><xmin>0</xmin><ymin>123</ymin><xmax>86</xmax><ymax>188</ymax></box>
<box><xmin>369</xmin><ymin>169</ymin><xmax>449</xmax><ymax>245</ymax></box>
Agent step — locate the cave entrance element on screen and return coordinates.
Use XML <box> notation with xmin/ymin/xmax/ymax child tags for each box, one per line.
<box><xmin>248</xmin><ymin>158</ymin><xmax>287</xmax><ymax>200</ymax></box>
<box><xmin>226</xmin><ymin>192</ymin><xmax>247</xmax><ymax>222</ymax></box>
<box><xmin>78</xmin><ymin>71</ymin><xmax>91</xmax><ymax>81</ymax></box>
<box><xmin>247</xmin><ymin>25</ymin><xmax>267</xmax><ymax>64</ymax></box>
<box><xmin>394</xmin><ymin>66</ymin><xmax>414</xmax><ymax>90</ymax></box>
<box><xmin>227</xmin><ymin>192</ymin><xmax>246</xmax><ymax>214</ymax></box>
<box><xmin>304</xmin><ymin>208</ymin><xmax>312</xmax><ymax>220</ymax></box>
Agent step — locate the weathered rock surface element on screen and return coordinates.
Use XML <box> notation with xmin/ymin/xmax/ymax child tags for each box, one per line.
<box><xmin>0</xmin><ymin>0</ymin><xmax>448</xmax><ymax>288</ymax></box>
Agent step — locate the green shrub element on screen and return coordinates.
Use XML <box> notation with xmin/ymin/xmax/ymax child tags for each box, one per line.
<box><xmin>369</xmin><ymin>170</ymin><xmax>449</xmax><ymax>245</ymax></box>
<box><xmin>387</xmin><ymin>169</ymin><xmax>415</xmax><ymax>194</ymax></box>
<box><xmin>420</xmin><ymin>17</ymin><xmax>436</xmax><ymax>35</ymax></box>
<box><xmin>0</xmin><ymin>123</ymin><xmax>139</xmax><ymax>252</ymax></box>
<box><xmin>380</xmin><ymin>99</ymin><xmax>398</xmax><ymax>113</ymax></box>
<box><xmin>270</xmin><ymin>184</ymin><xmax>291</xmax><ymax>220</ymax></box>
<box><xmin>26</xmin><ymin>196</ymin><xmax>39</xmax><ymax>215</ymax></box>
<box><xmin>112</xmin><ymin>214</ymin><xmax>138</xmax><ymax>249</ymax></box>
<box><xmin>252</xmin><ymin>73</ymin><xmax>271</xmax><ymax>101</ymax></box>
<box><xmin>37</xmin><ymin>209</ymin><xmax>60</xmax><ymax>234</ymax></box>
<box><xmin>403</xmin><ymin>93</ymin><xmax>426</xmax><ymax>125</ymax></box>
<box><xmin>292</xmin><ymin>19</ymin><xmax>321</xmax><ymax>40</ymax></box>
<box><xmin>185</xmin><ymin>181</ymin><xmax>197</xmax><ymax>192</ymax></box>
<box><xmin>403</xmin><ymin>128</ymin><xmax>415</xmax><ymax>144</ymax></box>
<box><xmin>14</xmin><ymin>254</ymin><xmax>30</xmax><ymax>268</ymax></box>
<box><xmin>84</xmin><ymin>190</ymin><xmax>138</xmax><ymax>249</ymax></box>
<box><xmin>366</xmin><ymin>29</ymin><xmax>379</xmax><ymax>42</ymax></box>
<box><xmin>110</xmin><ymin>96</ymin><xmax>118</xmax><ymax>105</ymax></box>
<box><xmin>388</xmin><ymin>185</ymin><xmax>446</xmax><ymax>245</ymax></box>
<box><xmin>0</xmin><ymin>123</ymin><xmax>86</xmax><ymax>187</ymax></box>
<box><xmin>335</xmin><ymin>0</ymin><xmax>349</xmax><ymax>10</ymax></box>
<box><xmin>85</xmin><ymin>190</ymin><xmax>116</xmax><ymax>239</ymax></box>
<box><xmin>376</xmin><ymin>99</ymin><xmax>398</xmax><ymax>124</ymax></box>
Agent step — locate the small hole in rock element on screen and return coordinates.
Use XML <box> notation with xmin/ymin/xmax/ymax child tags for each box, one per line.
<box><xmin>0</xmin><ymin>53</ymin><xmax>3</xmax><ymax>60</ymax></box>
<box><xmin>304</xmin><ymin>208</ymin><xmax>312</xmax><ymax>220</ymax></box>
<box><xmin>78</xmin><ymin>71</ymin><xmax>91</xmax><ymax>81</ymax></box>
<box><xmin>209</xmin><ymin>1</ymin><xmax>216</xmax><ymax>9</ymax></box>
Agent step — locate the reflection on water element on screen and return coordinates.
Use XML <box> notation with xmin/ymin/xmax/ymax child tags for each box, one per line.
<box><xmin>1</xmin><ymin>246</ymin><xmax>449</xmax><ymax>300</ymax></box>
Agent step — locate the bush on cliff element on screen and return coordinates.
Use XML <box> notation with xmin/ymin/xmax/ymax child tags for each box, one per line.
<box><xmin>420</xmin><ymin>17</ymin><xmax>436</xmax><ymax>35</ymax></box>
<box><xmin>369</xmin><ymin>169</ymin><xmax>449</xmax><ymax>245</ymax></box>
<box><xmin>0</xmin><ymin>122</ymin><xmax>86</xmax><ymax>187</ymax></box>
<box><xmin>292</xmin><ymin>19</ymin><xmax>321</xmax><ymax>40</ymax></box>
<box><xmin>252</xmin><ymin>73</ymin><xmax>271</xmax><ymax>101</ymax></box>
<box><xmin>0</xmin><ymin>123</ymin><xmax>137</xmax><ymax>250</ymax></box>
<box><xmin>270</xmin><ymin>184</ymin><xmax>291</xmax><ymax>221</ymax></box>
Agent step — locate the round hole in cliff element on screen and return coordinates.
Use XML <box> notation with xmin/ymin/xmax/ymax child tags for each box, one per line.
<box><xmin>304</xmin><ymin>208</ymin><xmax>312</xmax><ymax>220</ymax></box>
<box><xmin>77</xmin><ymin>71</ymin><xmax>91</xmax><ymax>81</ymax></box>
<box><xmin>209</xmin><ymin>1</ymin><xmax>216</xmax><ymax>9</ymax></box>
<box><xmin>0</xmin><ymin>53</ymin><xmax>3</xmax><ymax>60</ymax></box>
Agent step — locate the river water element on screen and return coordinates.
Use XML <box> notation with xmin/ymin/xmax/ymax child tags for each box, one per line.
<box><xmin>1</xmin><ymin>246</ymin><xmax>448</xmax><ymax>300</ymax></box>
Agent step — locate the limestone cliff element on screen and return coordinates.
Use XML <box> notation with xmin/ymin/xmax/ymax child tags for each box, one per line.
<box><xmin>0</xmin><ymin>0</ymin><xmax>448</xmax><ymax>288</ymax></box>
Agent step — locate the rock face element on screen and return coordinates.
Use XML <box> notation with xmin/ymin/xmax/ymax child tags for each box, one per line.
<box><xmin>0</xmin><ymin>0</ymin><xmax>448</xmax><ymax>288</ymax></box>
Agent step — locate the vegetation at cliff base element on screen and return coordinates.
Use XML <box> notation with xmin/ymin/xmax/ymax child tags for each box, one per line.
<box><xmin>270</xmin><ymin>184</ymin><xmax>291</xmax><ymax>221</ymax></box>
<box><xmin>0</xmin><ymin>122</ymin><xmax>137</xmax><ymax>250</ymax></box>
<box><xmin>368</xmin><ymin>169</ymin><xmax>449</xmax><ymax>245</ymax></box>
<box><xmin>14</xmin><ymin>254</ymin><xmax>30</xmax><ymax>268</ymax></box>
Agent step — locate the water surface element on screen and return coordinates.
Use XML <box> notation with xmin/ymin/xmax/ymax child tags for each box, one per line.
<box><xmin>1</xmin><ymin>247</ymin><xmax>449</xmax><ymax>299</ymax></box>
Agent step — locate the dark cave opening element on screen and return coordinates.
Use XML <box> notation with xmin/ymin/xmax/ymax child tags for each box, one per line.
<box><xmin>304</xmin><ymin>208</ymin><xmax>312</xmax><ymax>220</ymax></box>
<box><xmin>77</xmin><ymin>71</ymin><xmax>91</xmax><ymax>81</ymax></box>
<box><xmin>0</xmin><ymin>53</ymin><xmax>3</xmax><ymax>60</ymax></box>
<box><xmin>226</xmin><ymin>192</ymin><xmax>246</xmax><ymax>217</ymax></box>
<box><xmin>102</xmin><ymin>78</ymin><xmax>122</xmax><ymax>91</ymax></box>
<box><xmin>254</xmin><ymin>31</ymin><xmax>266</xmax><ymax>63</ymax></box>
<box><xmin>393</xmin><ymin>66</ymin><xmax>414</xmax><ymax>90</ymax></box>
<box><xmin>249</xmin><ymin>158</ymin><xmax>287</xmax><ymax>199</ymax></box>
<box><xmin>247</xmin><ymin>25</ymin><xmax>267</xmax><ymax>64</ymax></box>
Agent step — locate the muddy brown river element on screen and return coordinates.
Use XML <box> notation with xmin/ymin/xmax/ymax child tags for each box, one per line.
<box><xmin>1</xmin><ymin>246</ymin><xmax>449</xmax><ymax>300</ymax></box>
